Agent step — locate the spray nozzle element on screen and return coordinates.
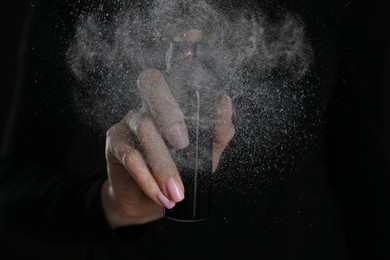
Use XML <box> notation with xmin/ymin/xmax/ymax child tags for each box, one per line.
<box><xmin>166</xmin><ymin>41</ymin><xmax>194</xmax><ymax>72</ymax></box>
<box><xmin>165</xmin><ymin>40</ymin><xmax>212</xmax><ymax>73</ymax></box>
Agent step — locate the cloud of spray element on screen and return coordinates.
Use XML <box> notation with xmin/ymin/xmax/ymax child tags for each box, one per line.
<box><xmin>66</xmin><ymin>0</ymin><xmax>323</xmax><ymax>186</ymax></box>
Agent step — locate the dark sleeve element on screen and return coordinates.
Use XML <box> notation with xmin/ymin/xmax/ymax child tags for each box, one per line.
<box><xmin>0</xmin><ymin>0</ymin><xmax>149</xmax><ymax>245</ymax></box>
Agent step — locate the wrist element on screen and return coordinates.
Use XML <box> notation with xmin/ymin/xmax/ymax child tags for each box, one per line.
<box><xmin>101</xmin><ymin>179</ymin><xmax>129</xmax><ymax>228</ymax></box>
<box><xmin>100</xmin><ymin>180</ymin><xmax>163</xmax><ymax>228</ymax></box>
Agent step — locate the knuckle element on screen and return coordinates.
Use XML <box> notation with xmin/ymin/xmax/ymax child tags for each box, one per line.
<box><xmin>125</xmin><ymin>110</ymin><xmax>150</xmax><ymax>135</ymax></box>
<box><xmin>122</xmin><ymin>148</ymin><xmax>140</xmax><ymax>166</ymax></box>
<box><xmin>106</xmin><ymin>123</ymin><xmax>120</xmax><ymax>138</ymax></box>
<box><xmin>105</xmin><ymin>124</ymin><xmax>121</xmax><ymax>158</ymax></box>
<box><xmin>136</xmin><ymin>116</ymin><xmax>154</xmax><ymax>135</ymax></box>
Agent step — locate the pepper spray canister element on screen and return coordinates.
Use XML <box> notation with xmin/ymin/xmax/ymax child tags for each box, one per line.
<box><xmin>163</xmin><ymin>40</ymin><xmax>218</xmax><ymax>222</ymax></box>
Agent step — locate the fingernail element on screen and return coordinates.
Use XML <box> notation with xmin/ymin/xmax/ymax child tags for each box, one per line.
<box><xmin>157</xmin><ymin>191</ymin><xmax>176</xmax><ymax>209</ymax></box>
<box><xmin>222</xmin><ymin>95</ymin><xmax>232</xmax><ymax>108</ymax></box>
<box><xmin>166</xmin><ymin>178</ymin><xmax>185</xmax><ymax>203</ymax></box>
<box><xmin>169</xmin><ymin>122</ymin><xmax>189</xmax><ymax>149</ymax></box>
<box><xmin>222</xmin><ymin>95</ymin><xmax>233</xmax><ymax>118</ymax></box>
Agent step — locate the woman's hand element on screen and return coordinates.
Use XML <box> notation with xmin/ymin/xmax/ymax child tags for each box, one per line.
<box><xmin>101</xmin><ymin>30</ymin><xmax>235</xmax><ymax>228</ymax></box>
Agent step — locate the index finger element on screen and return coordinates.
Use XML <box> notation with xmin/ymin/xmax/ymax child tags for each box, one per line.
<box><xmin>137</xmin><ymin>68</ymin><xmax>189</xmax><ymax>149</ymax></box>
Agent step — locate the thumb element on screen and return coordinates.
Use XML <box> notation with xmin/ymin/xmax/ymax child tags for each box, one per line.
<box><xmin>212</xmin><ymin>95</ymin><xmax>235</xmax><ymax>172</ymax></box>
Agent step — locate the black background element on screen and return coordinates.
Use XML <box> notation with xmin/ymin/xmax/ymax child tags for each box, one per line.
<box><xmin>1</xmin><ymin>1</ymin><xmax>31</xmax><ymax>141</ymax></box>
<box><xmin>1</xmin><ymin>0</ymin><xmax>389</xmax><ymax>259</ymax></box>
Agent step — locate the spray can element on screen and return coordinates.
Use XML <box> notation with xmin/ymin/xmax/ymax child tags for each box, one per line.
<box><xmin>164</xmin><ymin>40</ymin><xmax>217</xmax><ymax>222</ymax></box>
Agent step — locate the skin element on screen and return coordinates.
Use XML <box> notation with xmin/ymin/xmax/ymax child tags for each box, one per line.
<box><xmin>101</xmin><ymin>29</ymin><xmax>235</xmax><ymax>228</ymax></box>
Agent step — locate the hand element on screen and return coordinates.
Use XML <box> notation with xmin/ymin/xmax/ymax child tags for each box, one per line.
<box><xmin>101</xmin><ymin>29</ymin><xmax>235</xmax><ymax>228</ymax></box>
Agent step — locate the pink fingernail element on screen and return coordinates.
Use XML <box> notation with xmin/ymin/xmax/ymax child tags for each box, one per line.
<box><xmin>166</xmin><ymin>178</ymin><xmax>185</xmax><ymax>202</ymax></box>
<box><xmin>222</xmin><ymin>95</ymin><xmax>233</xmax><ymax>117</ymax></box>
<box><xmin>157</xmin><ymin>191</ymin><xmax>175</xmax><ymax>209</ymax></box>
<box><xmin>169</xmin><ymin>122</ymin><xmax>189</xmax><ymax>149</ymax></box>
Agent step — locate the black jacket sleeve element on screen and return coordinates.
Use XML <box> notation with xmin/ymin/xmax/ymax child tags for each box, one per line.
<box><xmin>0</xmin><ymin>0</ymin><xmax>148</xmax><ymax>246</ymax></box>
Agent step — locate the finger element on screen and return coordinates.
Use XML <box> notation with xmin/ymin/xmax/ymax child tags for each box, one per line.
<box><xmin>137</xmin><ymin>68</ymin><xmax>189</xmax><ymax>149</ymax></box>
<box><xmin>122</xmin><ymin>148</ymin><xmax>177</xmax><ymax>210</ymax></box>
<box><xmin>213</xmin><ymin>95</ymin><xmax>235</xmax><ymax>172</ymax></box>
<box><xmin>129</xmin><ymin>113</ymin><xmax>185</xmax><ymax>203</ymax></box>
<box><xmin>106</xmin><ymin>163</ymin><xmax>164</xmax><ymax>216</ymax></box>
<box><xmin>106</xmin><ymin>122</ymin><xmax>175</xmax><ymax>209</ymax></box>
